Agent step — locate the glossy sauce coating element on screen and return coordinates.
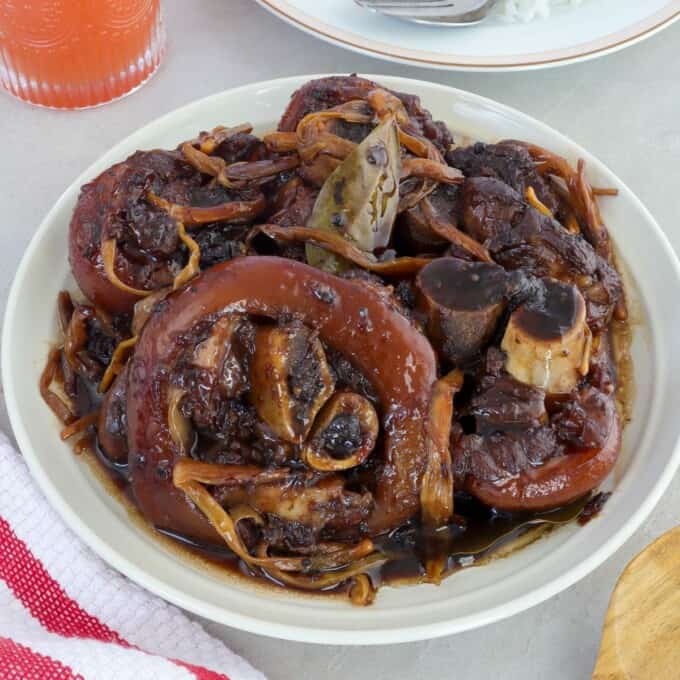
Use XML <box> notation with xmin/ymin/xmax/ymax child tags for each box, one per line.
<box><xmin>40</xmin><ymin>76</ymin><xmax>633</xmax><ymax>602</ymax></box>
<box><xmin>125</xmin><ymin>256</ymin><xmax>438</xmax><ymax>542</ymax></box>
<box><xmin>69</xmin><ymin>149</ymin><xmax>267</xmax><ymax>314</ymax></box>
<box><xmin>465</xmin><ymin>414</ymin><xmax>620</xmax><ymax>512</ymax></box>
<box><xmin>461</xmin><ymin>387</ymin><xmax>621</xmax><ymax>511</ymax></box>
<box><xmin>515</xmin><ymin>279</ymin><xmax>583</xmax><ymax>342</ymax></box>
<box><xmin>419</xmin><ymin>258</ymin><xmax>509</xmax><ymax>311</ymax></box>
<box><xmin>69</xmin><ymin>161</ymin><xmax>143</xmax><ymax>313</ymax></box>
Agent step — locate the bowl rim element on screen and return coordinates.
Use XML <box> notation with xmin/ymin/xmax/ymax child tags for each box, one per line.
<box><xmin>4</xmin><ymin>74</ymin><xmax>680</xmax><ymax>645</ymax></box>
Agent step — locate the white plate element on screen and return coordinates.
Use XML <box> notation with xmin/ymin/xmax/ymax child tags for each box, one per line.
<box><xmin>256</xmin><ymin>0</ymin><xmax>680</xmax><ymax>71</ymax></box>
<box><xmin>4</xmin><ymin>75</ymin><xmax>680</xmax><ymax>645</ymax></box>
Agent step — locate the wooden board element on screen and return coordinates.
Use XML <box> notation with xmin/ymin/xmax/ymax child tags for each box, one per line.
<box><xmin>593</xmin><ymin>525</ymin><xmax>680</xmax><ymax>679</ymax></box>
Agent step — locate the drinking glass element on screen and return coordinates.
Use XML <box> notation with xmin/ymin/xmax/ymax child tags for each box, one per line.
<box><xmin>0</xmin><ymin>0</ymin><xmax>165</xmax><ymax>109</ymax></box>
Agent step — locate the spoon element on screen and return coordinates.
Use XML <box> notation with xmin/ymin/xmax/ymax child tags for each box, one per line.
<box><xmin>593</xmin><ymin>525</ymin><xmax>680</xmax><ymax>679</ymax></box>
<box><xmin>354</xmin><ymin>0</ymin><xmax>498</xmax><ymax>26</ymax></box>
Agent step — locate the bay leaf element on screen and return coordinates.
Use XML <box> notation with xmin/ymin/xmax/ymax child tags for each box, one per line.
<box><xmin>306</xmin><ymin>116</ymin><xmax>401</xmax><ymax>273</ymax></box>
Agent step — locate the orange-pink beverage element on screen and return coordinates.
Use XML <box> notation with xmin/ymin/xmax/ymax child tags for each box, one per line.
<box><xmin>0</xmin><ymin>1</ymin><xmax>165</xmax><ymax>109</ymax></box>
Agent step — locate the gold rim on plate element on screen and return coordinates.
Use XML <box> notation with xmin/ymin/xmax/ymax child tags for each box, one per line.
<box><xmin>256</xmin><ymin>0</ymin><xmax>680</xmax><ymax>71</ymax></box>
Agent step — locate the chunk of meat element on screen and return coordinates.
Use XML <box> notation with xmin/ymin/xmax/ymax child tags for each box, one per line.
<box><xmin>462</xmin><ymin>176</ymin><xmax>525</xmax><ymax>244</ymax></box>
<box><xmin>453</xmin><ymin>426</ymin><xmax>561</xmax><ymax>486</ymax></box>
<box><xmin>126</xmin><ymin>256</ymin><xmax>437</xmax><ymax>543</ymax></box>
<box><xmin>397</xmin><ymin>183</ymin><xmax>461</xmax><ymax>254</ymax></box>
<box><xmin>250</xmin><ymin>178</ymin><xmax>318</xmax><ymax>262</ymax></box>
<box><xmin>69</xmin><ymin>149</ymin><xmax>263</xmax><ymax>313</ymax></box>
<box><xmin>490</xmin><ymin>207</ymin><xmax>622</xmax><ymax>331</ymax></box>
<box><xmin>461</xmin><ymin>177</ymin><xmax>622</xmax><ymax>331</ymax></box>
<box><xmin>259</xmin><ymin>515</ymin><xmax>319</xmax><ymax>553</ymax></box>
<box><xmin>110</xmin><ymin>150</ymin><xmax>254</xmax><ymax>256</ymax></box>
<box><xmin>176</xmin><ymin>317</ymin><xmax>253</xmax><ymax>434</ymax></box>
<box><xmin>551</xmin><ymin>387</ymin><xmax>615</xmax><ymax>450</ymax></box>
<box><xmin>214</xmin><ymin>474</ymin><xmax>374</xmax><ymax>538</ymax></box>
<box><xmin>427</xmin><ymin>182</ymin><xmax>462</xmax><ymax>224</ymax></box>
<box><xmin>325</xmin><ymin>347</ymin><xmax>379</xmax><ymax>403</ymax></box>
<box><xmin>448</xmin><ymin>142</ymin><xmax>560</xmax><ymax>215</ymax></box>
<box><xmin>209</xmin><ymin>131</ymin><xmax>264</xmax><ymax>165</ymax></box>
<box><xmin>85</xmin><ymin>316</ymin><xmax>119</xmax><ymax>368</ymax></box>
<box><xmin>453</xmin><ymin>385</ymin><xmax>620</xmax><ymax>511</ymax></box>
<box><xmin>192</xmin><ymin>223</ymin><xmax>247</xmax><ymax>269</ymax></box>
<box><xmin>468</xmin><ymin>374</ymin><xmax>547</xmax><ymax>433</ymax></box>
<box><xmin>278</xmin><ymin>75</ymin><xmax>453</xmax><ymax>153</ymax></box>
<box><xmin>269</xmin><ymin>178</ymin><xmax>318</xmax><ymax>227</ymax></box>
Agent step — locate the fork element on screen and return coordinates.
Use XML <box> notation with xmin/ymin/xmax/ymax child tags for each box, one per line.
<box><xmin>354</xmin><ymin>0</ymin><xmax>497</xmax><ymax>26</ymax></box>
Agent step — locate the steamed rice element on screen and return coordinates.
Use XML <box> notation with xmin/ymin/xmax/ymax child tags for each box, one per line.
<box><xmin>494</xmin><ymin>0</ymin><xmax>585</xmax><ymax>22</ymax></box>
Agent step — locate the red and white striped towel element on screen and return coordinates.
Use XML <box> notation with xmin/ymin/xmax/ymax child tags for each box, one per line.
<box><xmin>0</xmin><ymin>432</ymin><xmax>265</xmax><ymax>680</ymax></box>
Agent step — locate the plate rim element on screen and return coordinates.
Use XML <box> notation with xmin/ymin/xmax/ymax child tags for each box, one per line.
<box><xmin>4</xmin><ymin>73</ymin><xmax>680</xmax><ymax>644</ymax></box>
<box><xmin>255</xmin><ymin>0</ymin><xmax>680</xmax><ymax>71</ymax></box>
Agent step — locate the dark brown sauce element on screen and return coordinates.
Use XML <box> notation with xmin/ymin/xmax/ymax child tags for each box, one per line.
<box><xmin>515</xmin><ymin>279</ymin><xmax>581</xmax><ymax>341</ymax></box>
<box><xmin>423</xmin><ymin>259</ymin><xmax>508</xmax><ymax>311</ymax></box>
<box><xmin>373</xmin><ymin>493</ymin><xmax>588</xmax><ymax>587</ymax></box>
<box><xmin>92</xmin><ymin>437</ymin><xmax>129</xmax><ymax>491</ymax></box>
<box><xmin>612</xmin><ymin>318</ymin><xmax>634</xmax><ymax>424</ymax></box>
<box><xmin>128</xmin><ymin>485</ymin><xmax>588</xmax><ymax>596</ymax></box>
<box><xmin>49</xmin><ymin>278</ymin><xmax>634</xmax><ymax>604</ymax></box>
<box><xmin>48</xmin><ymin>249</ymin><xmax>637</xmax><ymax>604</ymax></box>
<box><xmin>578</xmin><ymin>491</ymin><xmax>611</xmax><ymax>526</ymax></box>
<box><xmin>40</xmin><ymin>91</ymin><xmax>641</xmax><ymax>605</ymax></box>
<box><xmin>606</xmin><ymin>247</ymin><xmax>636</xmax><ymax>427</ymax></box>
<box><xmin>57</xmin><ymin>294</ymin><xmax>635</xmax><ymax>603</ymax></box>
<box><xmin>76</xmin><ymin>433</ymin><xmax>592</xmax><ymax>598</ymax></box>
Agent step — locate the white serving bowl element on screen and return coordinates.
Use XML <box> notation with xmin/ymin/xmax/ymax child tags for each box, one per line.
<box><xmin>4</xmin><ymin>75</ymin><xmax>680</xmax><ymax>645</ymax></box>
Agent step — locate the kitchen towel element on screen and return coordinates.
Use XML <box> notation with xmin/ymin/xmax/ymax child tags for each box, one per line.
<box><xmin>0</xmin><ymin>431</ymin><xmax>265</xmax><ymax>680</ymax></box>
